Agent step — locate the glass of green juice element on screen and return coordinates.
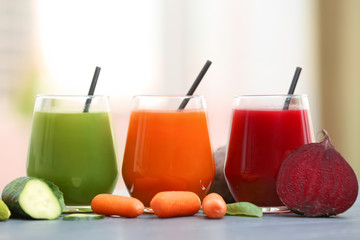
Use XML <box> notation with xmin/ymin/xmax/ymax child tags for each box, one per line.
<box><xmin>27</xmin><ymin>95</ymin><xmax>119</xmax><ymax>206</ymax></box>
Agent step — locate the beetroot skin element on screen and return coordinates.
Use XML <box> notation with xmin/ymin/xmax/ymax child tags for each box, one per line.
<box><xmin>276</xmin><ymin>130</ymin><xmax>358</xmax><ymax>217</ymax></box>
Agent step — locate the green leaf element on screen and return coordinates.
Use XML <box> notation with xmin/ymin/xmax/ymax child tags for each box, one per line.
<box><xmin>226</xmin><ymin>202</ymin><xmax>263</xmax><ymax>217</ymax></box>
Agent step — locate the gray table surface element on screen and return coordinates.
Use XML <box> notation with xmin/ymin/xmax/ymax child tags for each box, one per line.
<box><xmin>1</xmin><ymin>194</ymin><xmax>359</xmax><ymax>240</ymax></box>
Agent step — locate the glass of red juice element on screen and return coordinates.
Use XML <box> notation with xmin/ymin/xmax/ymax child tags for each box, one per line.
<box><xmin>224</xmin><ymin>95</ymin><xmax>314</xmax><ymax>212</ymax></box>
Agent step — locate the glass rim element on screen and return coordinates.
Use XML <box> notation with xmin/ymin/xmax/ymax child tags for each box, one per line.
<box><xmin>133</xmin><ymin>94</ymin><xmax>204</xmax><ymax>99</ymax></box>
<box><xmin>233</xmin><ymin>94</ymin><xmax>308</xmax><ymax>98</ymax></box>
<box><xmin>36</xmin><ymin>94</ymin><xmax>109</xmax><ymax>99</ymax></box>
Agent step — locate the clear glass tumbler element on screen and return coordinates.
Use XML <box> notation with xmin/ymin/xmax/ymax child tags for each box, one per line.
<box><xmin>224</xmin><ymin>94</ymin><xmax>314</xmax><ymax>213</ymax></box>
<box><xmin>122</xmin><ymin>95</ymin><xmax>215</xmax><ymax>207</ymax></box>
<box><xmin>27</xmin><ymin>95</ymin><xmax>119</xmax><ymax>206</ymax></box>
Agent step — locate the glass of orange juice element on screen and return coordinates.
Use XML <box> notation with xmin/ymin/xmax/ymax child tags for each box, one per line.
<box><xmin>122</xmin><ymin>95</ymin><xmax>215</xmax><ymax>207</ymax></box>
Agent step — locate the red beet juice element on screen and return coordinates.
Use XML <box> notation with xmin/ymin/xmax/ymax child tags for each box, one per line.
<box><xmin>224</xmin><ymin>109</ymin><xmax>313</xmax><ymax>207</ymax></box>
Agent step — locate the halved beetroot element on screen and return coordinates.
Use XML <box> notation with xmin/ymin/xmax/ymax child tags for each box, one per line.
<box><xmin>276</xmin><ymin>130</ymin><xmax>358</xmax><ymax>217</ymax></box>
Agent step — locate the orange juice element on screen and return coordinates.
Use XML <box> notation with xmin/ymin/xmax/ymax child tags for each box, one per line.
<box><xmin>122</xmin><ymin>109</ymin><xmax>215</xmax><ymax>207</ymax></box>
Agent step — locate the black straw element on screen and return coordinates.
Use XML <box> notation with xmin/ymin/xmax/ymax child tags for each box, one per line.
<box><xmin>283</xmin><ymin>67</ymin><xmax>302</xmax><ymax>110</ymax></box>
<box><xmin>83</xmin><ymin>66</ymin><xmax>101</xmax><ymax>113</ymax></box>
<box><xmin>178</xmin><ymin>60</ymin><xmax>212</xmax><ymax>110</ymax></box>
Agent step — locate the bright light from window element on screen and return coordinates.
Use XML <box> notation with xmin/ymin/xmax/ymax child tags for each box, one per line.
<box><xmin>36</xmin><ymin>0</ymin><xmax>159</xmax><ymax>99</ymax></box>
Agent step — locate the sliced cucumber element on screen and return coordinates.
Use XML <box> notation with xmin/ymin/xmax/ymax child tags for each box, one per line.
<box><xmin>1</xmin><ymin>177</ymin><xmax>66</xmax><ymax>220</ymax></box>
<box><xmin>0</xmin><ymin>199</ymin><xmax>11</xmax><ymax>221</ymax></box>
<box><xmin>64</xmin><ymin>208</ymin><xmax>93</xmax><ymax>213</ymax></box>
<box><xmin>63</xmin><ymin>213</ymin><xmax>104</xmax><ymax>221</ymax></box>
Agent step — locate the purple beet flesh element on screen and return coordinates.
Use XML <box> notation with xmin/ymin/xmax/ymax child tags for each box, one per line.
<box><xmin>277</xmin><ymin>130</ymin><xmax>358</xmax><ymax>217</ymax></box>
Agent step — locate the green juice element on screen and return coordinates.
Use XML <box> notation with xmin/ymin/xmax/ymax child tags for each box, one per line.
<box><xmin>27</xmin><ymin>111</ymin><xmax>118</xmax><ymax>206</ymax></box>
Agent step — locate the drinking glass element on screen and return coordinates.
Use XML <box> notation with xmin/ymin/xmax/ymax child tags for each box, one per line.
<box><xmin>27</xmin><ymin>95</ymin><xmax>119</xmax><ymax>206</ymax></box>
<box><xmin>224</xmin><ymin>95</ymin><xmax>314</xmax><ymax>212</ymax></box>
<box><xmin>122</xmin><ymin>95</ymin><xmax>215</xmax><ymax>207</ymax></box>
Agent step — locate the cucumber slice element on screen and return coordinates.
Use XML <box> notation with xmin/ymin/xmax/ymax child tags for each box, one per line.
<box><xmin>64</xmin><ymin>208</ymin><xmax>93</xmax><ymax>213</ymax></box>
<box><xmin>1</xmin><ymin>177</ymin><xmax>66</xmax><ymax>220</ymax></box>
<box><xmin>63</xmin><ymin>213</ymin><xmax>104</xmax><ymax>221</ymax></box>
<box><xmin>0</xmin><ymin>199</ymin><xmax>11</xmax><ymax>221</ymax></box>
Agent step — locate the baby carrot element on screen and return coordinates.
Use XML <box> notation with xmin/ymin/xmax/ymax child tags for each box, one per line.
<box><xmin>202</xmin><ymin>193</ymin><xmax>227</xmax><ymax>219</ymax></box>
<box><xmin>150</xmin><ymin>191</ymin><xmax>201</xmax><ymax>218</ymax></box>
<box><xmin>91</xmin><ymin>194</ymin><xmax>144</xmax><ymax>218</ymax></box>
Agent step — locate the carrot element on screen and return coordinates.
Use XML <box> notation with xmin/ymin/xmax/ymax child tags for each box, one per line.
<box><xmin>150</xmin><ymin>191</ymin><xmax>201</xmax><ymax>218</ymax></box>
<box><xmin>202</xmin><ymin>193</ymin><xmax>227</xmax><ymax>219</ymax></box>
<box><xmin>91</xmin><ymin>194</ymin><xmax>144</xmax><ymax>218</ymax></box>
